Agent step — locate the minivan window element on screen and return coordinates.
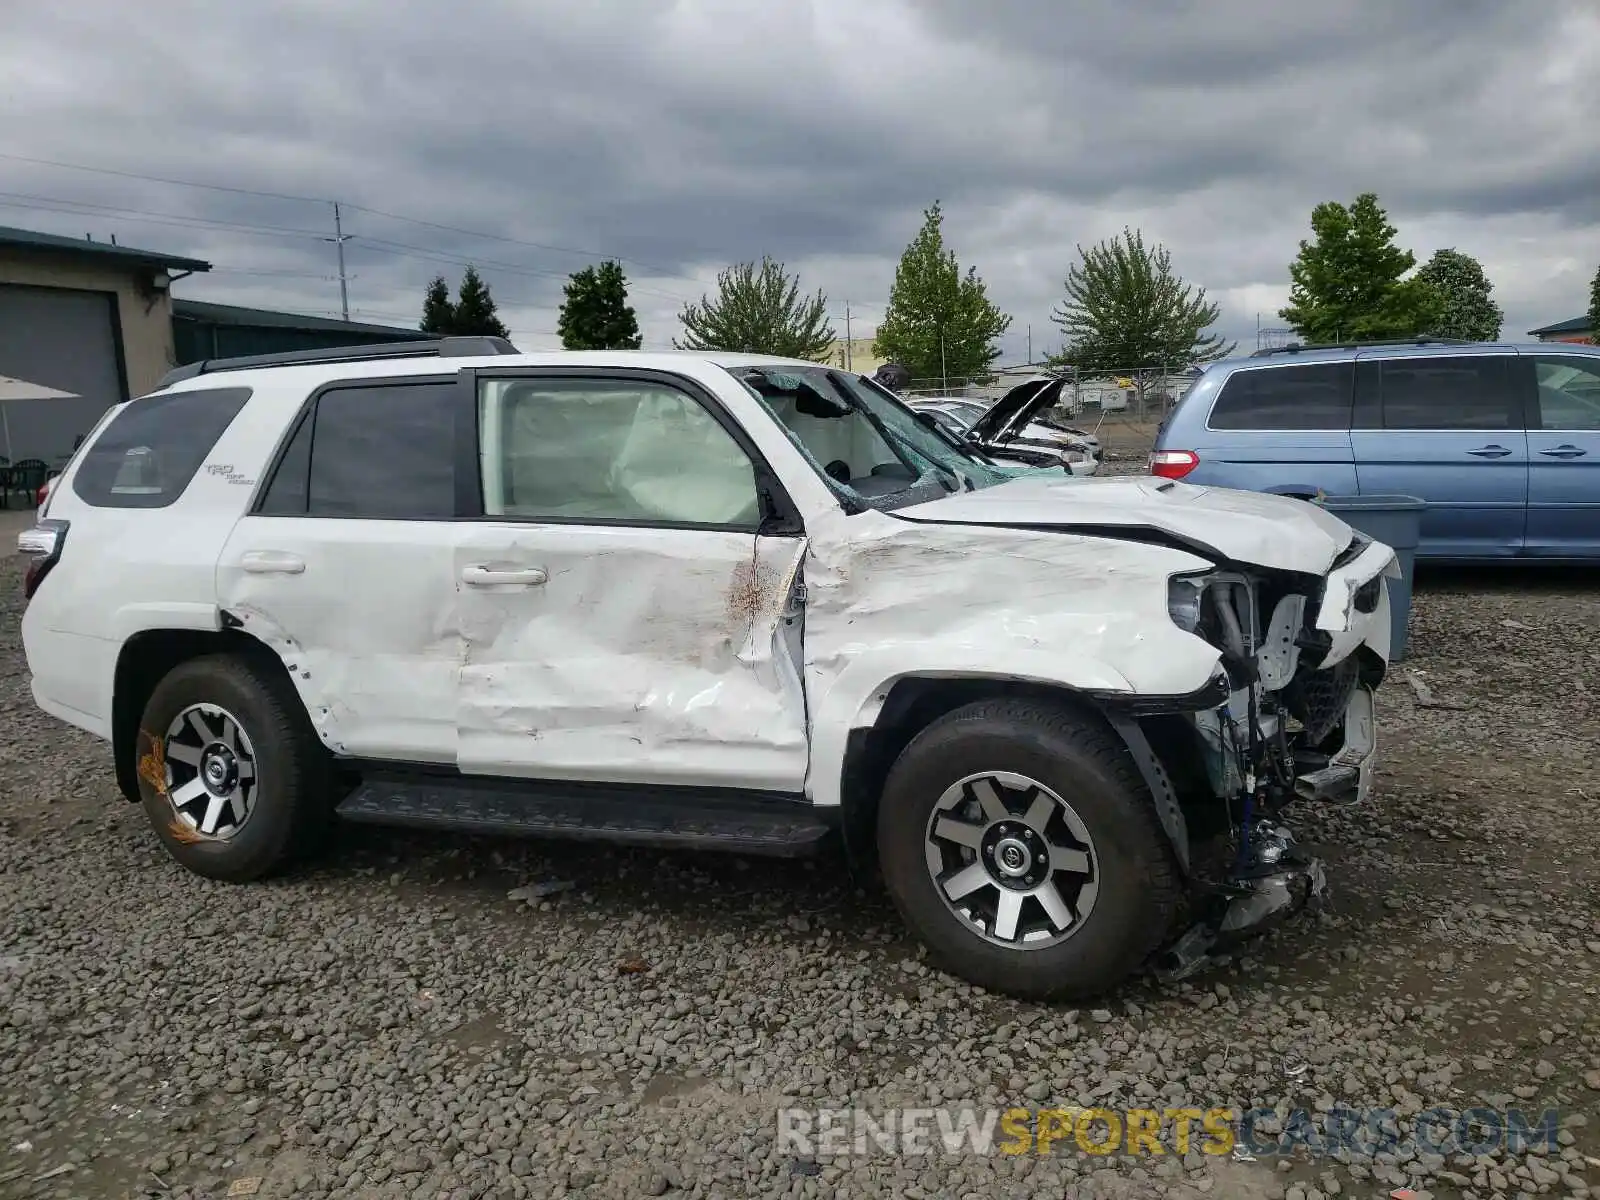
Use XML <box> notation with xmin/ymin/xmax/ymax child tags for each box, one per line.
<box><xmin>72</xmin><ymin>386</ymin><xmax>251</xmax><ymax>509</ymax></box>
<box><xmin>1532</xmin><ymin>355</ymin><xmax>1600</xmax><ymax>431</ymax></box>
<box><xmin>1378</xmin><ymin>356</ymin><xmax>1517</xmax><ymax>430</ymax></box>
<box><xmin>1207</xmin><ymin>363</ymin><xmax>1354</xmax><ymax>430</ymax></box>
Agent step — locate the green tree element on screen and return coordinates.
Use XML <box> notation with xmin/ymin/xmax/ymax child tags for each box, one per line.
<box><xmin>674</xmin><ymin>257</ymin><xmax>834</xmax><ymax>358</ymax></box>
<box><xmin>1279</xmin><ymin>192</ymin><xmax>1440</xmax><ymax>343</ymax></box>
<box><xmin>1413</xmin><ymin>248</ymin><xmax>1503</xmax><ymax>341</ymax></box>
<box><xmin>420</xmin><ymin>274</ymin><xmax>455</xmax><ymax>335</ymax></box>
<box><xmin>873</xmin><ymin>202</ymin><xmax>1011</xmax><ymax>382</ymax></box>
<box><xmin>558</xmin><ymin>260</ymin><xmax>642</xmax><ymax>350</ymax></box>
<box><xmin>1048</xmin><ymin>227</ymin><xmax>1234</xmax><ymax>372</ymax></box>
<box><xmin>1587</xmin><ymin>263</ymin><xmax>1600</xmax><ymax>344</ymax></box>
<box><xmin>451</xmin><ymin>265</ymin><xmax>511</xmax><ymax>338</ymax></box>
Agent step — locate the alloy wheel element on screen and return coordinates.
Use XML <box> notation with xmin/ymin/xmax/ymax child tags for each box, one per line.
<box><xmin>923</xmin><ymin>771</ymin><xmax>1099</xmax><ymax>949</ymax></box>
<box><xmin>161</xmin><ymin>703</ymin><xmax>259</xmax><ymax>840</ymax></box>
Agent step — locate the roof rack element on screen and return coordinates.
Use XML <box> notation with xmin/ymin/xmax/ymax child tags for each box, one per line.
<box><xmin>1249</xmin><ymin>337</ymin><xmax>1470</xmax><ymax>358</ymax></box>
<box><xmin>155</xmin><ymin>336</ymin><xmax>519</xmax><ymax>389</ymax></box>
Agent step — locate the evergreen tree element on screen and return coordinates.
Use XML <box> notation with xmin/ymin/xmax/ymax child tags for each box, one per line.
<box><xmin>420</xmin><ymin>275</ymin><xmax>455</xmax><ymax>335</ymax></box>
<box><xmin>1279</xmin><ymin>193</ymin><xmax>1440</xmax><ymax>343</ymax></box>
<box><xmin>674</xmin><ymin>257</ymin><xmax>834</xmax><ymax>358</ymax></box>
<box><xmin>1414</xmin><ymin>249</ymin><xmax>1503</xmax><ymax>341</ymax></box>
<box><xmin>1587</xmin><ymin>263</ymin><xmax>1600</xmax><ymax>344</ymax></box>
<box><xmin>1049</xmin><ymin>227</ymin><xmax>1234</xmax><ymax>371</ymax></box>
<box><xmin>558</xmin><ymin>260</ymin><xmax>642</xmax><ymax>350</ymax></box>
<box><xmin>451</xmin><ymin>265</ymin><xmax>510</xmax><ymax>338</ymax></box>
<box><xmin>873</xmin><ymin>202</ymin><xmax>1011</xmax><ymax>383</ymax></box>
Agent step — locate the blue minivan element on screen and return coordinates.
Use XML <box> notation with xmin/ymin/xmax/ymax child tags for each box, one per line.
<box><xmin>1150</xmin><ymin>340</ymin><xmax>1600</xmax><ymax>562</ymax></box>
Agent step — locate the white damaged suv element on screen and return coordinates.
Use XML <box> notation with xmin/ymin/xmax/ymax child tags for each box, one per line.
<box><xmin>18</xmin><ymin>339</ymin><xmax>1397</xmax><ymax>1000</ymax></box>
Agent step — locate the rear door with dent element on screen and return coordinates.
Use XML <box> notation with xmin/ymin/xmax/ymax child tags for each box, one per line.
<box><xmin>216</xmin><ymin>375</ymin><xmax>462</xmax><ymax>763</ymax></box>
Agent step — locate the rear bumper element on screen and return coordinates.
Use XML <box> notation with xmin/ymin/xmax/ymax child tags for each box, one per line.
<box><xmin>20</xmin><ymin>608</ymin><xmax>115</xmax><ymax>741</ymax></box>
<box><xmin>31</xmin><ymin>681</ymin><xmax>111</xmax><ymax>741</ymax></box>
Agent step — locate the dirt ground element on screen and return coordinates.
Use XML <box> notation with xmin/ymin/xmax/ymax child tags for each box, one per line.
<box><xmin>1</xmin><ymin>505</ymin><xmax>1597</xmax><ymax>1200</ymax></box>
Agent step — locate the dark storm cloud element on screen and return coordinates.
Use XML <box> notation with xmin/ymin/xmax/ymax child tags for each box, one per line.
<box><xmin>4</xmin><ymin>0</ymin><xmax>1597</xmax><ymax>353</ymax></box>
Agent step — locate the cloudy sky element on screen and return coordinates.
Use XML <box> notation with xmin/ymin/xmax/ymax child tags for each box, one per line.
<box><xmin>4</xmin><ymin>0</ymin><xmax>1598</xmax><ymax>362</ymax></box>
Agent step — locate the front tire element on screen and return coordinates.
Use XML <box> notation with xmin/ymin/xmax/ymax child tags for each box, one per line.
<box><xmin>876</xmin><ymin>699</ymin><xmax>1180</xmax><ymax>1001</ymax></box>
<box><xmin>134</xmin><ymin>654</ymin><xmax>328</xmax><ymax>882</ymax></box>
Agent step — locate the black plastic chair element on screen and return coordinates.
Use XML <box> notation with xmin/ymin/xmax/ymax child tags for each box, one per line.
<box><xmin>4</xmin><ymin>458</ymin><xmax>47</xmax><ymax>509</ymax></box>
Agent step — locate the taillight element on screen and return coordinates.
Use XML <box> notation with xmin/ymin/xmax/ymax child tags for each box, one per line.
<box><xmin>1149</xmin><ymin>449</ymin><xmax>1199</xmax><ymax>479</ymax></box>
<box><xmin>18</xmin><ymin>519</ymin><xmax>69</xmax><ymax>600</ymax></box>
<box><xmin>36</xmin><ymin>475</ymin><xmax>56</xmax><ymax>513</ymax></box>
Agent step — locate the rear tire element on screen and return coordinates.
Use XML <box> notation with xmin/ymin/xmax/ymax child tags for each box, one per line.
<box><xmin>134</xmin><ymin>654</ymin><xmax>329</xmax><ymax>882</ymax></box>
<box><xmin>876</xmin><ymin>698</ymin><xmax>1180</xmax><ymax>1001</ymax></box>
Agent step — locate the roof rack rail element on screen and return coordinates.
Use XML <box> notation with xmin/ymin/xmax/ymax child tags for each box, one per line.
<box><xmin>1249</xmin><ymin>336</ymin><xmax>1470</xmax><ymax>358</ymax></box>
<box><xmin>155</xmin><ymin>335</ymin><xmax>519</xmax><ymax>389</ymax></box>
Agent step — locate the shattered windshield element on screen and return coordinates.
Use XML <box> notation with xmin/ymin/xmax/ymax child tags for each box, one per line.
<box><xmin>734</xmin><ymin>365</ymin><xmax>1017</xmax><ymax>512</ymax></box>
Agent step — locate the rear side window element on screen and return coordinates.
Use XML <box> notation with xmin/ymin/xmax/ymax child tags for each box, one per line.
<box><xmin>72</xmin><ymin>386</ymin><xmax>251</xmax><ymax>509</ymax></box>
<box><xmin>1207</xmin><ymin>363</ymin><xmax>1354</xmax><ymax>430</ymax></box>
<box><xmin>256</xmin><ymin>380</ymin><xmax>456</xmax><ymax>519</ymax></box>
<box><xmin>1378</xmin><ymin>356</ymin><xmax>1517</xmax><ymax>429</ymax></box>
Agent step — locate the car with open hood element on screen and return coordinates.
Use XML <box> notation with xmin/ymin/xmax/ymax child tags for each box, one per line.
<box><xmin>909</xmin><ymin>379</ymin><xmax>1103</xmax><ymax>471</ymax></box>
<box><xmin>18</xmin><ymin>340</ymin><xmax>1396</xmax><ymax>1000</ymax></box>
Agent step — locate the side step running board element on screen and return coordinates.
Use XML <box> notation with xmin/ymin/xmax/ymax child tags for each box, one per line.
<box><xmin>336</xmin><ymin>773</ymin><xmax>833</xmax><ymax>858</ymax></box>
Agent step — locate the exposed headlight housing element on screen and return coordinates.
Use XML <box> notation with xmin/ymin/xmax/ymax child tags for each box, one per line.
<box><xmin>1167</xmin><ymin>574</ymin><xmax>1206</xmax><ymax>633</ymax></box>
<box><xmin>1168</xmin><ymin>571</ymin><xmax>1258</xmax><ymax>669</ymax></box>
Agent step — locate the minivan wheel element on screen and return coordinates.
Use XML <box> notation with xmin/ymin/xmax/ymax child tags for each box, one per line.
<box><xmin>134</xmin><ymin>654</ymin><xmax>328</xmax><ymax>882</ymax></box>
<box><xmin>877</xmin><ymin>698</ymin><xmax>1181</xmax><ymax>1001</ymax></box>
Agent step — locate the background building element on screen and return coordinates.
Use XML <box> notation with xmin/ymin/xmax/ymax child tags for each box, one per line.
<box><xmin>0</xmin><ymin>225</ymin><xmax>210</xmax><ymax>463</ymax></box>
<box><xmin>0</xmin><ymin>224</ymin><xmax>425</xmax><ymax>465</ymax></box>
<box><xmin>172</xmin><ymin>299</ymin><xmax>420</xmax><ymax>363</ymax></box>
<box><xmin>1528</xmin><ymin>316</ymin><xmax>1594</xmax><ymax>344</ymax></box>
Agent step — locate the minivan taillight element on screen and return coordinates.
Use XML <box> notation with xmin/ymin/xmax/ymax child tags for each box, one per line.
<box><xmin>1149</xmin><ymin>449</ymin><xmax>1199</xmax><ymax>479</ymax></box>
<box><xmin>18</xmin><ymin>519</ymin><xmax>69</xmax><ymax>600</ymax></box>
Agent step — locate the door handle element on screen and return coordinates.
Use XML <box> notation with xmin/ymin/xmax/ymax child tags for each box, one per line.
<box><xmin>1538</xmin><ymin>444</ymin><xmax>1588</xmax><ymax>459</ymax></box>
<box><xmin>461</xmin><ymin>564</ymin><xmax>548</xmax><ymax>587</ymax></box>
<box><xmin>1466</xmin><ymin>445</ymin><xmax>1512</xmax><ymax>458</ymax></box>
<box><xmin>239</xmin><ymin>550</ymin><xmax>306</xmax><ymax>575</ymax></box>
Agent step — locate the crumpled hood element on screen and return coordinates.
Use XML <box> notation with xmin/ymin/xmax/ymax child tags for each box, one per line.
<box><xmin>892</xmin><ymin>474</ymin><xmax>1357</xmax><ymax>575</ymax></box>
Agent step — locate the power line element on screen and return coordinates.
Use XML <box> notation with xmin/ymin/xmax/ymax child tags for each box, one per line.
<box><xmin>350</xmin><ymin>236</ymin><xmax>694</xmax><ymax>302</ymax></box>
<box><xmin>0</xmin><ymin>150</ymin><xmax>706</xmax><ymax>283</ymax></box>
<box><xmin>0</xmin><ymin>151</ymin><xmax>330</xmax><ymax>204</ymax></box>
<box><xmin>0</xmin><ymin>187</ymin><xmax>699</xmax><ymax>310</ymax></box>
<box><xmin>342</xmin><ymin>203</ymin><xmax>696</xmax><ymax>282</ymax></box>
<box><xmin>0</xmin><ymin>192</ymin><xmax>328</xmax><ymax>241</ymax></box>
<box><xmin>208</xmin><ymin>267</ymin><xmax>337</xmax><ymax>280</ymax></box>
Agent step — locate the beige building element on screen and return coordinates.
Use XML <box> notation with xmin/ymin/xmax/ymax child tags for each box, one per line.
<box><xmin>823</xmin><ymin>335</ymin><xmax>887</xmax><ymax>375</ymax></box>
<box><xmin>0</xmin><ymin>224</ymin><xmax>211</xmax><ymax>463</ymax></box>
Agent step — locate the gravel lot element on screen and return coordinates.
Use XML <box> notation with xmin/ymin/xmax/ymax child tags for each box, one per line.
<box><xmin>2</xmin><ymin>504</ymin><xmax>1598</xmax><ymax>1200</ymax></box>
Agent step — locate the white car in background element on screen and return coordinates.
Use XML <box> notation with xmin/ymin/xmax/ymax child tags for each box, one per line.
<box><xmin>907</xmin><ymin>381</ymin><xmax>1103</xmax><ymax>476</ymax></box>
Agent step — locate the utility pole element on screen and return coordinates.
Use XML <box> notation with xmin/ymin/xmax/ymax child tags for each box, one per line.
<box><xmin>1027</xmin><ymin>323</ymin><xmax>1031</xmax><ymax>364</ymax></box>
<box><xmin>326</xmin><ymin>201</ymin><xmax>352</xmax><ymax>321</ymax></box>
<box><xmin>845</xmin><ymin>302</ymin><xmax>852</xmax><ymax>370</ymax></box>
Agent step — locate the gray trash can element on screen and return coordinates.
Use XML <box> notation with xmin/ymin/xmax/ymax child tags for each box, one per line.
<box><xmin>1315</xmin><ymin>494</ymin><xmax>1426</xmax><ymax>662</ymax></box>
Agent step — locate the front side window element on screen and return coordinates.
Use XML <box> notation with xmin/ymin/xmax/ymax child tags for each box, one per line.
<box><xmin>1378</xmin><ymin>356</ymin><xmax>1517</xmax><ymax>430</ymax></box>
<box><xmin>73</xmin><ymin>386</ymin><xmax>252</xmax><ymax>509</ymax></box>
<box><xmin>1532</xmin><ymin>355</ymin><xmax>1600</xmax><ymax>431</ymax></box>
<box><xmin>1207</xmin><ymin>363</ymin><xmax>1354</xmax><ymax>430</ymax></box>
<box><xmin>478</xmin><ymin>377</ymin><xmax>761</xmax><ymax>528</ymax></box>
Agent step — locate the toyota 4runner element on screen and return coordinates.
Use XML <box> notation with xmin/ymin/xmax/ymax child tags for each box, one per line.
<box><xmin>17</xmin><ymin>337</ymin><xmax>1398</xmax><ymax>1000</ymax></box>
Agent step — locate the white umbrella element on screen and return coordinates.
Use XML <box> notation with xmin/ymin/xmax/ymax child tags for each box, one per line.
<box><xmin>0</xmin><ymin>375</ymin><xmax>79</xmax><ymax>462</ymax></box>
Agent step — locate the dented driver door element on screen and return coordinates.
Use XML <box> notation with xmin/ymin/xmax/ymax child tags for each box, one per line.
<box><xmin>451</xmin><ymin>369</ymin><xmax>810</xmax><ymax>792</ymax></box>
